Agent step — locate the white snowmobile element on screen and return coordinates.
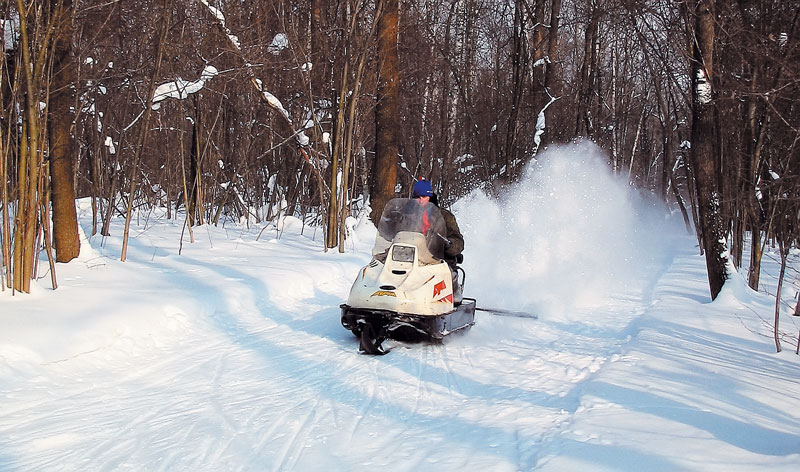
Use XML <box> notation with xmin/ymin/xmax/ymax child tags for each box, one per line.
<box><xmin>340</xmin><ymin>198</ymin><xmax>476</xmax><ymax>354</ymax></box>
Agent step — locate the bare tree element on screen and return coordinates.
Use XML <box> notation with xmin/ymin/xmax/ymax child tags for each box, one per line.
<box><xmin>9</xmin><ymin>0</ymin><xmax>62</xmax><ymax>292</ymax></box>
<box><xmin>120</xmin><ymin>0</ymin><xmax>172</xmax><ymax>262</ymax></box>
<box><xmin>371</xmin><ymin>0</ymin><xmax>400</xmax><ymax>223</ymax></box>
<box><xmin>686</xmin><ymin>0</ymin><xmax>728</xmax><ymax>299</ymax></box>
<box><xmin>48</xmin><ymin>0</ymin><xmax>79</xmax><ymax>263</ymax></box>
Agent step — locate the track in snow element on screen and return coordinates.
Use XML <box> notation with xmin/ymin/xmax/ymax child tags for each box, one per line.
<box><xmin>0</xmin><ymin>209</ymin><xmax>674</xmax><ymax>471</ymax></box>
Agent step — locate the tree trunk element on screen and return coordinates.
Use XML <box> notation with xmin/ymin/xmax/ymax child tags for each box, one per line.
<box><xmin>576</xmin><ymin>2</ymin><xmax>598</xmax><ymax>137</ymax></box>
<box><xmin>1</xmin><ymin>135</ymin><xmax>8</xmax><ymax>290</ymax></box>
<box><xmin>188</xmin><ymin>117</ymin><xmax>200</xmax><ymax>227</ymax></box>
<box><xmin>39</xmin><ymin>162</ymin><xmax>58</xmax><ymax>288</ymax></box>
<box><xmin>339</xmin><ymin>0</ymin><xmax>384</xmax><ymax>252</ymax></box>
<box><xmin>322</xmin><ymin>0</ymin><xmax>347</xmax><ymax>250</ymax></box>
<box><xmin>13</xmin><ymin>0</ymin><xmax>48</xmax><ymax>293</ymax></box>
<box><xmin>533</xmin><ymin>0</ymin><xmax>562</xmax><ymax>152</ymax></box>
<box><xmin>773</xmin><ymin>240</ymin><xmax>788</xmax><ymax>353</ymax></box>
<box><xmin>688</xmin><ymin>0</ymin><xmax>728</xmax><ymax>300</ymax></box>
<box><xmin>1</xmin><ymin>68</ymin><xmax>10</xmax><ymax>289</ymax></box>
<box><xmin>178</xmin><ymin>115</ymin><xmax>195</xmax><ymax>243</ymax></box>
<box><xmin>370</xmin><ymin>0</ymin><xmax>399</xmax><ymax>223</ymax></box>
<box><xmin>505</xmin><ymin>0</ymin><xmax>526</xmax><ymax>179</ymax></box>
<box><xmin>544</xmin><ymin>0</ymin><xmax>563</xmax><ymax>95</ymax></box>
<box><xmin>48</xmin><ymin>0</ymin><xmax>80</xmax><ymax>263</ymax></box>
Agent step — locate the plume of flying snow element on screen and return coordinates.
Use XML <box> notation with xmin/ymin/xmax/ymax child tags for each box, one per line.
<box><xmin>454</xmin><ymin>141</ymin><xmax>682</xmax><ymax>319</ymax></box>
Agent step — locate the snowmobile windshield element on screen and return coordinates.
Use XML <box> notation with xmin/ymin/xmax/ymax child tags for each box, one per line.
<box><xmin>373</xmin><ymin>198</ymin><xmax>448</xmax><ymax>261</ymax></box>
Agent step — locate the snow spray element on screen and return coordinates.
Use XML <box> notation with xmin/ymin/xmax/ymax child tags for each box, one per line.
<box><xmin>453</xmin><ymin>141</ymin><xmax>682</xmax><ymax>319</ymax></box>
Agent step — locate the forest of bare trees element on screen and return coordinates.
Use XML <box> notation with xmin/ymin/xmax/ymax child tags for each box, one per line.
<box><xmin>1</xmin><ymin>0</ymin><xmax>798</xmax><ymax>305</ymax></box>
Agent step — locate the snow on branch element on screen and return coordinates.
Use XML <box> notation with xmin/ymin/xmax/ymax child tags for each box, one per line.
<box><xmin>196</xmin><ymin>0</ymin><xmax>309</xmax><ymax>149</ymax></box>
<box><xmin>198</xmin><ymin>0</ymin><xmax>241</xmax><ymax>49</ymax></box>
<box><xmin>268</xmin><ymin>33</ymin><xmax>289</xmax><ymax>55</ymax></box>
<box><xmin>532</xmin><ymin>56</ymin><xmax>551</xmax><ymax>69</ymax></box>
<box><xmin>195</xmin><ymin>0</ymin><xmax>325</xmax><ymax>196</ymax></box>
<box><xmin>251</xmin><ymin>78</ymin><xmax>288</xmax><ymax>120</ymax></box>
<box><xmin>151</xmin><ymin>65</ymin><xmax>218</xmax><ymax>110</ymax></box>
<box><xmin>531</xmin><ymin>92</ymin><xmax>559</xmax><ymax>157</ymax></box>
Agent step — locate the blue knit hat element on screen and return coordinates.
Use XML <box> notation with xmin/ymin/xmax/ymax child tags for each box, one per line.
<box><xmin>412</xmin><ymin>179</ymin><xmax>434</xmax><ymax>197</ymax></box>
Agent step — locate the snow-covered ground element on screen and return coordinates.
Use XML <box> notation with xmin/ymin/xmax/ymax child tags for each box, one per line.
<box><xmin>2</xmin><ymin>144</ymin><xmax>799</xmax><ymax>471</ymax></box>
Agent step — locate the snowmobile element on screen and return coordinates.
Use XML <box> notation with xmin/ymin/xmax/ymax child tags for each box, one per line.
<box><xmin>340</xmin><ymin>198</ymin><xmax>476</xmax><ymax>354</ymax></box>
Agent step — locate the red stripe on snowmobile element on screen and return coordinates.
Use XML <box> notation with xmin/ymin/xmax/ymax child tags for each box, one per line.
<box><xmin>433</xmin><ymin>280</ymin><xmax>446</xmax><ymax>297</ymax></box>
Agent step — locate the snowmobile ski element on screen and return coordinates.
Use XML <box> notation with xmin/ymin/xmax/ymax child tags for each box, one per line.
<box><xmin>358</xmin><ymin>322</ymin><xmax>387</xmax><ymax>355</ymax></box>
<box><xmin>341</xmin><ymin>298</ymin><xmax>476</xmax><ymax>354</ymax></box>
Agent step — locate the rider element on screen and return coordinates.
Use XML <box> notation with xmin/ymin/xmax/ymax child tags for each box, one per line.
<box><xmin>412</xmin><ymin>178</ymin><xmax>464</xmax><ymax>302</ymax></box>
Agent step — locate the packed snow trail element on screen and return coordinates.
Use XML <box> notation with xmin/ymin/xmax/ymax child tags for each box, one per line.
<box><xmin>0</xmin><ymin>211</ymin><xmax>675</xmax><ymax>470</ymax></box>
<box><xmin>0</xmin><ymin>221</ymin><xmax>667</xmax><ymax>471</ymax></box>
<box><xmin>2</xmin><ymin>143</ymin><xmax>798</xmax><ymax>471</ymax></box>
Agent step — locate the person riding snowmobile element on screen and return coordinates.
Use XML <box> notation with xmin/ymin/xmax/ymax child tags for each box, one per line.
<box><xmin>411</xmin><ymin>178</ymin><xmax>464</xmax><ymax>302</ymax></box>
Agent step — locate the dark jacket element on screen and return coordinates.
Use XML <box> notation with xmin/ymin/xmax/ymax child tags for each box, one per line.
<box><xmin>438</xmin><ymin>206</ymin><xmax>464</xmax><ymax>264</ymax></box>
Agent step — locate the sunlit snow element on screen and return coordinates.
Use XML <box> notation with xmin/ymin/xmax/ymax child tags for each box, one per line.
<box><xmin>1</xmin><ymin>143</ymin><xmax>798</xmax><ymax>471</ymax></box>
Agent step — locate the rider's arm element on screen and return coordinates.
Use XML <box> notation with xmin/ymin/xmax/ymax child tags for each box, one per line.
<box><xmin>442</xmin><ymin>210</ymin><xmax>464</xmax><ymax>258</ymax></box>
